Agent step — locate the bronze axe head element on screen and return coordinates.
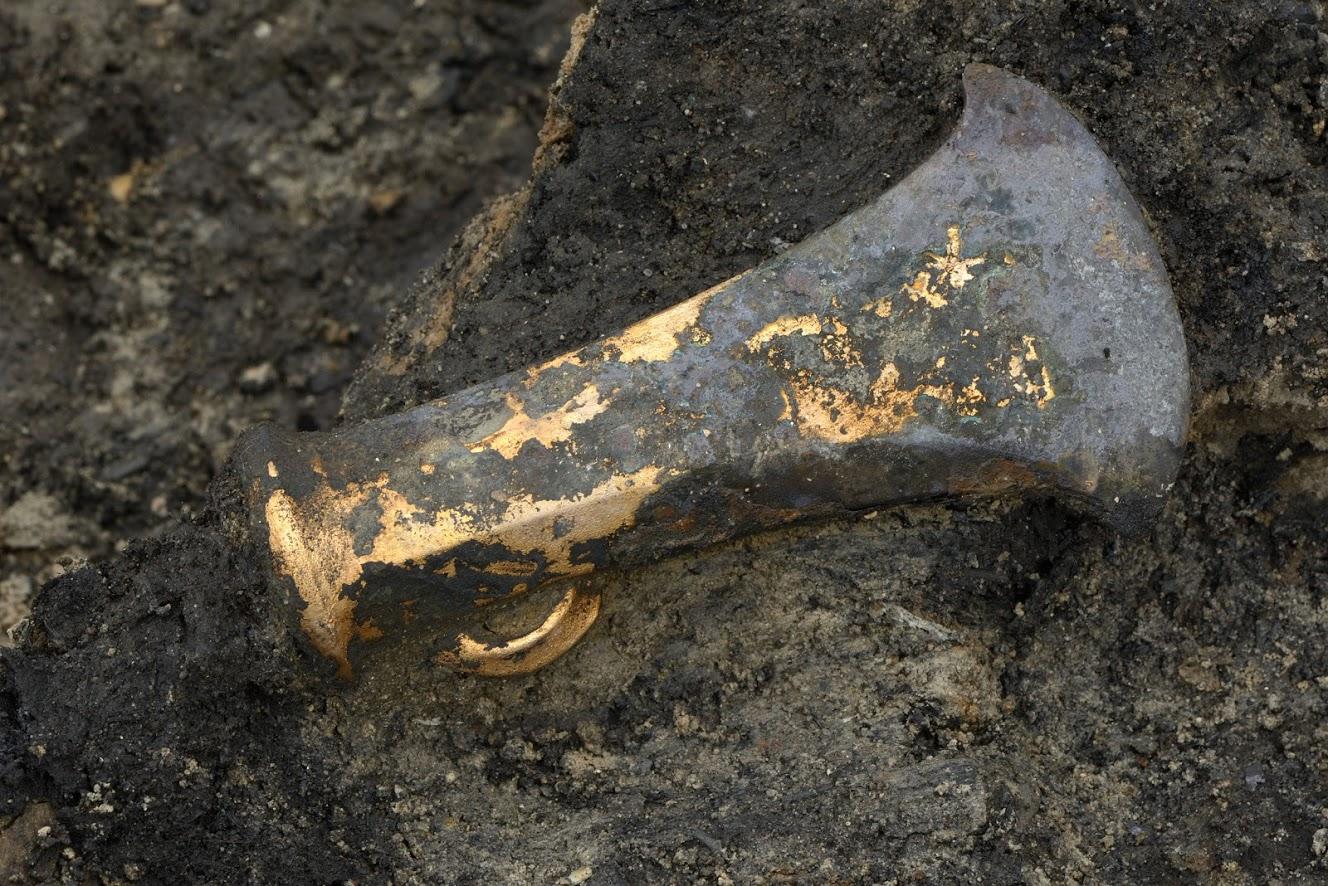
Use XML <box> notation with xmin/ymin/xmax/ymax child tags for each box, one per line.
<box><xmin>232</xmin><ymin>65</ymin><xmax>1189</xmax><ymax>679</ymax></box>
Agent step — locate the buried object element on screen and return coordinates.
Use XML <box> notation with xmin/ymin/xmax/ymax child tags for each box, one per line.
<box><xmin>232</xmin><ymin>65</ymin><xmax>1189</xmax><ymax>679</ymax></box>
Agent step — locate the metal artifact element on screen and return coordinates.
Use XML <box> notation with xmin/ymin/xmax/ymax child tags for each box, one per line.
<box><xmin>233</xmin><ymin>65</ymin><xmax>1190</xmax><ymax>679</ymax></box>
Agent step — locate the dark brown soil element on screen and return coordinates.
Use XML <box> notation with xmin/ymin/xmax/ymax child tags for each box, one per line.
<box><xmin>4</xmin><ymin>1</ymin><xmax>1328</xmax><ymax>883</ymax></box>
<box><xmin>0</xmin><ymin>0</ymin><xmax>577</xmax><ymax>619</ymax></box>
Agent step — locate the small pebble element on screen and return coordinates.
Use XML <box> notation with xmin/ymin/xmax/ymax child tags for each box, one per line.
<box><xmin>238</xmin><ymin>362</ymin><xmax>277</xmax><ymax>394</ymax></box>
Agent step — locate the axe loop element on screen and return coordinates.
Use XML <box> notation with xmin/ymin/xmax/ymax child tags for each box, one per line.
<box><xmin>434</xmin><ymin>582</ymin><xmax>602</xmax><ymax>676</ymax></box>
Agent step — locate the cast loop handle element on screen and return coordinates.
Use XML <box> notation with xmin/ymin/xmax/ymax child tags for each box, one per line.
<box><xmin>434</xmin><ymin>581</ymin><xmax>602</xmax><ymax>676</ymax></box>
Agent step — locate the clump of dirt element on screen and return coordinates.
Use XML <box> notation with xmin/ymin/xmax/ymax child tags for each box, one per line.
<box><xmin>4</xmin><ymin>0</ymin><xmax>1328</xmax><ymax>883</ymax></box>
<box><xmin>0</xmin><ymin>0</ymin><xmax>580</xmax><ymax>640</ymax></box>
<box><xmin>2</xmin><ymin>512</ymin><xmax>395</xmax><ymax>881</ymax></box>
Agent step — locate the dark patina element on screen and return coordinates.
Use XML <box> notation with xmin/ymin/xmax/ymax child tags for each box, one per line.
<box><xmin>232</xmin><ymin>66</ymin><xmax>1189</xmax><ymax>677</ymax></box>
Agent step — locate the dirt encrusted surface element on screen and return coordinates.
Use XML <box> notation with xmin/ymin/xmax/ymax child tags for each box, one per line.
<box><xmin>3</xmin><ymin>0</ymin><xmax>1328</xmax><ymax>883</ymax></box>
<box><xmin>0</xmin><ymin>0</ymin><xmax>578</xmax><ymax>632</ymax></box>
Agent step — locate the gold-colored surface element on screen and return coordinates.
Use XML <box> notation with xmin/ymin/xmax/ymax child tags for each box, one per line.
<box><xmin>862</xmin><ymin>296</ymin><xmax>893</xmax><ymax>318</ymax></box>
<box><xmin>265</xmin><ymin>464</ymin><xmax>666</xmax><ymax>676</ymax></box>
<box><xmin>601</xmin><ymin>274</ymin><xmax>738</xmax><ymax>363</ymax></box>
<box><xmin>741</xmin><ymin>226</ymin><xmax>1055</xmax><ymax>440</ymax></box>
<box><xmin>929</xmin><ymin>225</ymin><xmax>987</xmax><ymax>289</ymax></box>
<box><xmin>523</xmin><ymin>351</ymin><xmax>585</xmax><ymax>387</ymax></box>
<box><xmin>265</xmin><ymin>480</ymin><xmax>379</xmax><ymax>679</ymax></box>
<box><xmin>435</xmin><ymin>582</ymin><xmax>602</xmax><ymax>676</ymax></box>
<box><xmin>747</xmin><ymin>314</ymin><xmax>861</xmax><ymax>368</ymax></box>
<box><xmin>262</xmin><ymin>225</ymin><xmax>1064</xmax><ymax>677</ymax></box>
<box><xmin>785</xmin><ymin>363</ymin><xmax>953</xmax><ymax>443</ymax></box>
<box><xmin>957</xmin><ymin>377</ymin><xmax>986</xmax><ymax>416</ymax></box>
<box><xmin>484</xmin><ymin>559</ymin><xmax>541</xmax><ymax>577</ymax></box>
<box><xmin>902</xmin><ymin>270</ymin><xmax>949</xmax><ymax>308</ymax></box>
<box><xmin>467</xmin><ymin>383</ymin><xmax>612</xmax><ymax>458</ymax></box>
<box><xmin>603</xmin><ymin>290</ymin><xmax>708</xmax><ymax>363</ymax></box>
<box><xmin>900</xmin><ymin>225</ymin><xmax>986</xmax><ymax>308</ymax></box>
<box><xmin>1006</xmin><ymin>335</ymin><xmax>1056</xmax><ymax>408</ymax></box>
<box><xmin>746</xmin><ymin>314</ymin><xmax>824</xmax><ymax>352</ymax></box>
<box><xmin>368</xmin><ymin>465</ymin><xmax>665</xmax><ymax>576</ymax></box>
<box><xmin>815</xmin><ymin>318</ymin><xmax>863</xmax><ymax>367</ymax></box>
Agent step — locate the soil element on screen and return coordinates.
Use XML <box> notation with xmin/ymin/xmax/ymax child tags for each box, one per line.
<box><xmin>3</xmin><ymin>0</ymin><xmax>1328</xmax><ymax>884</ymax></box>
